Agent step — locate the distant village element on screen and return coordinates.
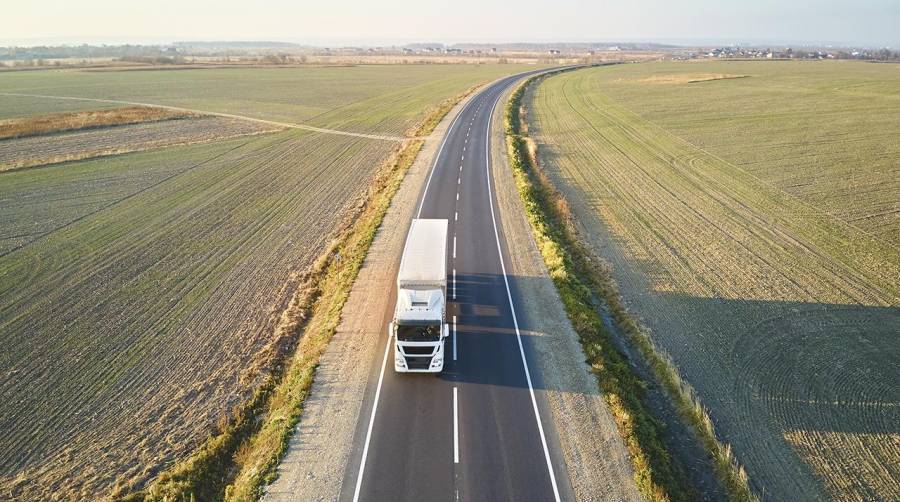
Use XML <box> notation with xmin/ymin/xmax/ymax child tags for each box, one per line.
<box><xmin>678</xmin><ymin>46</ymin><xmax>899</xmax><ymax>61</ymax></box>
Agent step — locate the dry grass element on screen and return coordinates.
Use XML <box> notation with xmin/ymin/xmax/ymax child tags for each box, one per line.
<box><xmin>0</xmin><ymin>106</ymin><xmax>193</xmax><ymax>139</ymax></box>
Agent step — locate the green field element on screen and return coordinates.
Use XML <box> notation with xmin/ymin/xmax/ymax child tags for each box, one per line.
<box><xmin>526</xmin><ymin>61</ymin><xmax>899</xmax><ymax>500</ymax></box>
<box><xmin>0</xmin><ymin>63</ymin><xmax>532</xmax><ymax>499</ymax></box>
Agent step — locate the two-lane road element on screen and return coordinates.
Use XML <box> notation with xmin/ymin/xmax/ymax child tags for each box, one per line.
<box><xmin>342</xmin><ymin>72</ymin><xmax>573</xmax><ymax>502</ymax></box>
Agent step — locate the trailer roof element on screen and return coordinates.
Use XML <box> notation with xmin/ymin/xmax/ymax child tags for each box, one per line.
<box><xmin>398</xmin><ymin>218</ymin><xmax>447</xmax><ymax>287</ymax></box>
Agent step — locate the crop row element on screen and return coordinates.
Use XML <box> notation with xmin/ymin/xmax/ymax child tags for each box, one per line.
<box><xmin>0</xmin><ymin>130</ymin><xmax>394</xmax><ymax>499</ymax></box>
<box><xmin>528</xmin><ymin>65</ymin><xmax>899</xmax><ymax>499</ymax></box>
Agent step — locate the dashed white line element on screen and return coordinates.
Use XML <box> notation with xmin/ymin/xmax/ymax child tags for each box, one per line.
<box><xmin>453</xmin><ymin>387</ymin><xmax>460</xmax><ymax>464</ymax></box>
<box><xmin>453</xmin><ymin>234</ymin><xmax>457</xmax><ymax>259</ymax></box>
<box><xmin>458</xmin><ymin>177</ymin><xmax>461</xmax><ymax>185</ymax></box>
<box><xmin>455</xmin><ymin>211</ymin><xmax>458</xmax><ymax>221</ymax></box>
<box><xmin>452</xmin><ymin>315</ymin><xmax>458</xmax><ymax>361</ymax></box>
<box><xmin>416</xmin><ymin>95</ymin><xmax>480</xmax><ymax>218</ymax></box>
<box><xmin>456</xmin><ymin>192</ymin><xmax>459</xmax><ymax>201</ymax></box>
<box><xmin>452</xmin><ymin>268</ymin><xmax>457</xmax><ymax>299</ymax></box>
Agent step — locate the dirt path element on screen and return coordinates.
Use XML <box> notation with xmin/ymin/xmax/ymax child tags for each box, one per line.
<box><xmin>0</xmin><ymin>92</ymin><xmax>422</xmax><ymax>142</ymax></box>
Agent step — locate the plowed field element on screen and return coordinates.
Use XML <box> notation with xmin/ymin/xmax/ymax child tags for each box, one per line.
<box><xmin>0</xmin><ymin>115</ymin><xmax>277</xmax><ymax>170</ymax></box>
<box><xmin>0</xmin><ymin>63</ymin><xmax>534</xmax><ymax>499</ymax></box>
<box><xmin>526</xmin><ymin>62</ymin><xmax>900</xmax><ymax>500</ymax></box>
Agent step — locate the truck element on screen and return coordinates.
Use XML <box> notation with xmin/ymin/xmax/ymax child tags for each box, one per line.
<box><xmin>390</xmin><ymin>218</ymin><xmax>449</xmax><ymax>372</ymax></box>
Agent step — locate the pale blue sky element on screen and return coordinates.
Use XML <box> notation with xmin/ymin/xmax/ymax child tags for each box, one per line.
<box><xmin>7</xmin><ymin>0</ymin><xmax>899</xmax><ymax>47</ymax></box>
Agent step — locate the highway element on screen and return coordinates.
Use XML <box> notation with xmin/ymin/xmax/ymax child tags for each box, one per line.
<box><xmin>340</xmin><ymin>72</ymin><xmax>575</xmax><ymax>501</ymax></box>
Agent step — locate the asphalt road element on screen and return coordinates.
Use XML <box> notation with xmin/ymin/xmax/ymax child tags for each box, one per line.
<box><xmin>339</xmin><ymin>72</ymin><xmax>575</xmax><ymax>502</ymax></box>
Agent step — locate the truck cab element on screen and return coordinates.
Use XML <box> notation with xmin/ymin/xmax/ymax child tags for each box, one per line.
<box><xmin>392</xmin><ymin>288</ymin><xmax>448</xmax><ymax>372</ymax></box>
<box><xmin>391</xmin><ymin>219</ymin><xmax>449</xmax><ymax>373</ymax></box>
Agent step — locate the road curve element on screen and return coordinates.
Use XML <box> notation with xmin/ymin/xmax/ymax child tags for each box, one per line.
<box><xmin>341</xmin><ymin>71</ymin><xmax>576</xmax><ymax>502</ymax></box>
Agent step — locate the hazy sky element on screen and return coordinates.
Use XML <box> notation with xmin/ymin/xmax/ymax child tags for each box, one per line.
<box><xmin>6</xmin><ymin>0</ymin><xmax>899</xmax><ymax>47</ymax></box>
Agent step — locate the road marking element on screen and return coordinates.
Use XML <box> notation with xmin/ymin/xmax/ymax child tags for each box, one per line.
<box><xmin>483</xmin><ymin>92</ymin><xmax>562</xmax><ymax>502</ymax></box>
<box><xmin>456</xmin><ymin>192</ymin><xmax>459</xmax><ymax>201</ymax></box>
<box><xmin>461</xmin><ymin>154</ymin><xmax>464</xmax><ymax>161</ymax></box>
<box><xmin>453</xmin><ymin>387</ymin><xmax>460</xmax><ymax>464</ymax></box>
<box><xmin>459</xmin><ymin>164</ymin><xmax>463</xmax><ymax>172</ymax></box>
<box><xmin>458</xmin><ymin>177</ymin><xmax>461</xmax><ymax>185</ymax></box>
<box><xmin>453</xmin><ymin>268</ymin><xmax>457</xmax><ymax>299</ymax></box>
<box><xmin>455</xmin><ymin>211</ymin><xmax>458</xmax><ymax>221</ymax></box>
<box><xmin>351</xmin><ymin>326</ymin><xmax>394</xmax><ymax>502</ymax></box>
<box><xmin>452</xmin><ymin>315</ymin><xmax>458</xmax><ymax>361</ymax></box>
<box><xmin>416</xmin><ymin>96</ymin><xmax>481</xmax><ymax>218</ymax></box>
<box><xmin>453</xmin><ymin>234</ymin><xmax>457</xmax><ymax>258</ymax></box>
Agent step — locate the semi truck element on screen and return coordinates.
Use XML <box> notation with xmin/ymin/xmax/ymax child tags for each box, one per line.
<box><xmin>391</xmin><ymin>218</ymin><xmax>449</xmax><ymax>373</ymax></box>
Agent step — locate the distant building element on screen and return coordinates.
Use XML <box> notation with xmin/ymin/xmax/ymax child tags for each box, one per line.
<box><xmin>548</xmin><ymin>49</ymin><xmax>561</xmax><ymax>55</ymax></box>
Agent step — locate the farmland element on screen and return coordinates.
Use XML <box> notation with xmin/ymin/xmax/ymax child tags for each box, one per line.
<box><xmin>0</xmin><ymin>115</ymin><xmax>277</xmax><ymax>170</ymax></box>
<box><xmin>0</xmin><ymin>63</ymin><xmax>533</xmax><ymax>499</ymax></box>
<box><xmin>525</xmin><ymin>61</ymin><xmax>899</xmax><ymax>500</ymax></box>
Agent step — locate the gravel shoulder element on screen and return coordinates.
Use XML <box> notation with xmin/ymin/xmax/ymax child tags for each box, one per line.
<box><xmin>261</xmin><ymin>87</ymin><xmax>481</xmax><ymax>502</ymax></box>
<box><xmin>489</xmin><ymin>83</ymin><xmax>641</xmax><ymax>501</ymax></box>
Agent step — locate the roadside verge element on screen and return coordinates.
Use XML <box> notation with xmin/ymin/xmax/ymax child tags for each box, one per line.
<box><xmin>489</xmin><ymin>77</ymin><xmax>643</xmax><ymax>501</ymax></box>
<box><xmin>502</xmin><ymin>70</ymin><xmax>757</xmax><ymax>501</ymax></box>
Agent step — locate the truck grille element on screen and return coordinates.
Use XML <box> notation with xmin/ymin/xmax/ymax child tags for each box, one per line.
<box><xmin>402</xmin><ymin>346</ymin><xmax>435</xmax><ymax>355</ymax></box>
<box><xmin>405</xmin><ymin>356</ymin><xmax>432</xmax><ymax>370</ymax></box>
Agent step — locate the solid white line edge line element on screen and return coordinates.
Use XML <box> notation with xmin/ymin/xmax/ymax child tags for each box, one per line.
<box><xmin>351</xmin><ymin>325</ymin><xmax>393</xmax><ymax>502</ymax></box>
<box><xmin>453</xmin><ymin>386</ymin><xmax>460</xmax><ymax>464</ymax></box>
<box><xmin>483</xmin><ymin>86</ymin><xmax>562</xmax><ymax>502</ymax></box>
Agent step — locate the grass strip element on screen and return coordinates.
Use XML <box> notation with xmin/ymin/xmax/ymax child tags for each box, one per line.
<box><xmin>119</xmin><ymin>85</ymin><xmax>480</xmax><ymax>502</ymax></box>
<box><xmin>505</xmin><ymin>70</ymin><xmax>758</xmax><ymax>501</ymax></box>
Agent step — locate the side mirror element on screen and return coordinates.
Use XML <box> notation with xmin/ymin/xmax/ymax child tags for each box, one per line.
<box><xmin>443</xmin><ymin>324</ymin><xmax>449</xmax><ymax>339</ymax></box>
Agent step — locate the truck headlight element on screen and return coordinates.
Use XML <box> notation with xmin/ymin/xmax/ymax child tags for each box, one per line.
<box><xmin>395</xmin><ymin>355</ymin><xmax>406</xmax><ymax>365</ymax></box>
<box><xmin>431</xmin><ymin>357</ymin><xmax>442</xmax><ymax>366</ymax></box>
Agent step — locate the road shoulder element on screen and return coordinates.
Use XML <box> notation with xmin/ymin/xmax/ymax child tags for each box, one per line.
<box><xmin>489</xmin><ymin>81</ymin><xmax>643</xmax><ymax>502</ymax></box>
<box><xmin>262</xmin><ymin>87</ymin><xmax>480</xmax><ymax>502</ymax></box>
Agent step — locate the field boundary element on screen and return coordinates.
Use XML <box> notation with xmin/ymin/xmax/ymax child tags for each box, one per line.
<box><xmin>505</xmin><ymin>70</ymin><xmax>758</xmax><ymax>501</ymax></box>
<box><xmin>0</xmin><ymin>92</ymin><xmax>423</xmax><ymax>142</ymax></box>
<box><xmin>119</xmin><ymin>84</ymin><xmax>481</xmax><ymax>502</ymax></box>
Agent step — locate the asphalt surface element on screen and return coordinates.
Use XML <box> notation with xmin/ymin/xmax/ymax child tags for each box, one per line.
<box><xmin>340</xmin><ymin>72</ymin><xmax>575</xmax><ymax>502</ymax></box>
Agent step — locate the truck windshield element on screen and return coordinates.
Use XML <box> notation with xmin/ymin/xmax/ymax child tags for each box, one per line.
<box><xmin>396</xmin><ymin>322</ymin><xmax>441</xmax><ymax>342</ymax></box>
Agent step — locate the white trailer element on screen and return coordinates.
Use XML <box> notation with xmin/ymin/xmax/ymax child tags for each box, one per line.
<box><xmin>391</xmin><ymin>219</ymin><xmax>449</xmax><ymax>372</ymax></box>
